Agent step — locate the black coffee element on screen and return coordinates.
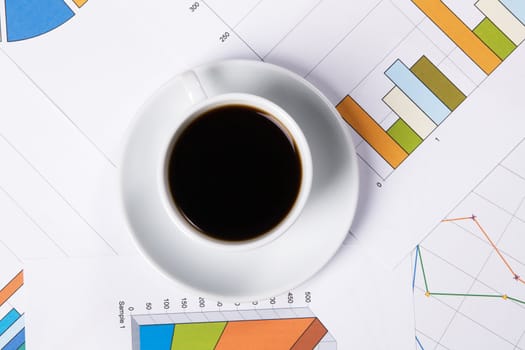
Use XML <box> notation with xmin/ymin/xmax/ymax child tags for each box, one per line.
<box><xmin>167</xmin><ymin>104</ymin><xmax>302</xmax><ymax>242</ymax></box>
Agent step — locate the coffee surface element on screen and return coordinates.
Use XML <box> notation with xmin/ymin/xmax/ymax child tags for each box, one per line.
<box><xmin>168</xmin><ymin>104</ymin><xmax>302</xmax><ymax>241</ymax></box>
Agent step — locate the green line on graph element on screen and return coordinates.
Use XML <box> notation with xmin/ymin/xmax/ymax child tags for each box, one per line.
<box><xmin>508</xmin><ymin>297</ymin><xmax>525</xmax><ymax>305</ymax></box>
<box><xmin>429</xmin><ymin>292</ymin><xmax>501</xmax><ymax>298</ymax></box>
<box><xmin>417</xmin><ymin>247</ymin><xmax>429</xmax><ymax>292</ymax></box>
<box><xmin>417</xmin><ymin>231</ymin><xmax>525</xmax><ymax>305</ymax></box>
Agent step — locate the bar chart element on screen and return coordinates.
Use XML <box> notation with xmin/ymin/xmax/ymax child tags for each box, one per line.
<box><xmin>1</xmin><ymin>0</ymin><xmax>87</xmax><ymax>42</ymax></box>
<box><xmin>336</xmin><ymin>0</ymin><xmax>525</xmax><ymax>178</ymax></box>
<box><xmin>131</xmin><ymin>308</ymin><xmax>335</xmax><ymax>350</ymax></box>
<box><xmin>413</xmin><ymin>0</ymin><xmax>502</xmax><ymax>74</ymax></box>
<box><xmin>0</xmin><ymin>271</ymin><xmax>25</xmax><ymax>350</ymax></box>
<box><xmin>337</xmin><ymin>54</ymin><xmax>464</xmax><ymax>170</ymax></box>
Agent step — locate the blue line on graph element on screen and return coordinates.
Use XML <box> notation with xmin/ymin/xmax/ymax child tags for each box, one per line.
<box><xmin>416</xmin><ymin>336</ymin><xmax>425</xmax><ymax>350</ymax></box>
<box><xmin>412</xmin><ymin>246</ymin><xmax>419</xmax><ymax>291</ymax></box>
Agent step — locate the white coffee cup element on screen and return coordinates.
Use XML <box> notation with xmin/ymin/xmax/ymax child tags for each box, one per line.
<box><xmin>120</xmin><ymin>60</ymin><xmax>359</xmax><ymax>300</ymax></box>
<box><xmin>158</xmin><ymin>71</ymin><xmax>313</xmax><ymax>251</ymax></box>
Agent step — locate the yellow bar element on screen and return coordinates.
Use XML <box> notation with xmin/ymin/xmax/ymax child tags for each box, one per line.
<box><xmin>73</xmin><ymin>0</ymin><xmax>88</xmax><ymax>8</ymax></box>
<box><xmin>336</xmin><ymin>96</ymin><xmax>408</xmax><ymax>168</ymax></box>
<box><xmin>412</xmin><ymin>0</ymin><xmax>501</xmax><ymax>74</ymax></box>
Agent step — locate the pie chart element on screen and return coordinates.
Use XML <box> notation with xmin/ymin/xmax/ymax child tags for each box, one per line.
<box><xmin>1</xmin><ymin>0</ymin><xmax>87</xmax><ymax>42</ymax></box>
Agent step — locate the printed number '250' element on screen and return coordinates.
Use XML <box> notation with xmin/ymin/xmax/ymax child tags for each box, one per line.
<box><xmin>220</xmin><ymin>32</ymin><xmax>230</xmax><ymax>42</ymax></box>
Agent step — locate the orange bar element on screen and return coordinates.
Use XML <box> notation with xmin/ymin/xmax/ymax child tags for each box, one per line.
<box><xmin>215</xmin><ymin>318</ymin><xmax>315</xmax><ymax>350</ymax></box>
<box><xmin>291</xmin><ymin>318</ymin><xmax>328</xmax><ymax>350</ymax></box>
<box><xmin>0</xmin><ymin>271</ymin><xmax>23</xmax><ymax>307</ymax></box>
<box><xmin>73</xmin><ymin>0</ymin><xmax>88</xmax><ymax>8</ymax></box>
<box><xmin>412</xmin><ymin>0</ymin><xmax>501</xmax><ymax>74</ymax></box>
<box><xmin>336</xmin><ymin>95</ymin><xmax>408</xmax><ymax>168</ymax></box>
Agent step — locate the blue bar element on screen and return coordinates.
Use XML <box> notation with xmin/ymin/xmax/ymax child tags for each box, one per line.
<box><xmin>0</xmin><ymin>314</ymin><xmax>24</xmax><ymax>349</ymax></box>
<box><xmin>140</xmin><ymin>324</ymin><xmax>174</xmax><ymax>350</ymax></box>
<box><xmin>3</xmin><ymin>328</ymin><xmax>24</xmax><ymax>350</ymax></box>
<box><xmin>0</xmin><ymin>309</ymin><xmax>20</xmax><ymax>336</ymax></box>
<box><xmin>500</xmin><ymin>0</ymin><xmax>525</xmax><ymax>25</ymax></box>
<box><xmin>385</xmin><ymin>60</ymin><xmax>450</xmax><ymax>125</ymax></box>
<box><xmin>5</xmin><ymin>0</ymin><xmax>75</xmax><ymax>42</ymax></box>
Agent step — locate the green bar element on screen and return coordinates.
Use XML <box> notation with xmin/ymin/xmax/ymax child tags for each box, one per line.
<box><xmin>17</xmin><ymin>344</ymin><xmax>26</xmax><ymax>350</ymax></box>
<box><xmin>473</xmin><ymin>18</ymin><xmax>516</xmax><ymax>60</ymax></box>
<box><xmin>171</xmin><ymin>322</ymin><xmax>227</xmax><ymax>350</ymax></box>
<box><xmin>387</xmin><ymin>119</ymin><xmax>422</xmax><ymax>154</ymax></box>
<box><xmin>410</xmin><ymin>56</ymin><xmax>466</xmax><ymax>111</ymax></box>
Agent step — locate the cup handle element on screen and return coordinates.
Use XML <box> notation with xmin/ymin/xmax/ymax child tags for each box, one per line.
<box><xmin>180</xmin><ymin>70</ymin><xmax>207</xmax><ymax>105</ymax></box>
<box><xmin>155</xmin><ymin>70</ymin><xmax>207</xmax><ymax>118</ymax></box>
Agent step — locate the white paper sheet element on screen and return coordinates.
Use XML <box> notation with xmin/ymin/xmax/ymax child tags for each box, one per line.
<box><xmin>24</xmin><ymin>241</ymin><xmax>415</xmax><ymax>349</ymax></box>
<box><xmin>1</xmin><ymin>1</ymin><xmax>525</xmax><ymax>349</ymax></box>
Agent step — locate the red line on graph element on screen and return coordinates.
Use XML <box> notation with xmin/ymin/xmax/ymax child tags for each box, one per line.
<box><xmin>443</xmin><ymin>215</ymin><xmax>525</xmax><ymax>285</ymax></box>
<box><xmin>442</xmin><ymin>216</ymin><xmax>473</xmax><ymax>222</ymax></box>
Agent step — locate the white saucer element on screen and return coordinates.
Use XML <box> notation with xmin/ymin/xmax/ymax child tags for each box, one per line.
<box><xmin>120</xmin><ymin>60</ymin><xmax>359</xmax><ymax>301</ymax></box>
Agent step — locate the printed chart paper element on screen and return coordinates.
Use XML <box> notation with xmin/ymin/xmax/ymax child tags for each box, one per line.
<box><xmin>2</xmin><ymin>0</ymin><xmax>525</xmax><ymax>269</ymax></box>
<box><xmin>1</xmin><ymin>0</ymin><xmax>525</xmax><ymax>349</ymax></box>
<box><xmin>24</xmin><ymin>242</ymin><xmax>415</xmax><ymax>349</ymax></box>
<box><xmin>413</xmin><ymin>137</ymin><xmax>525</xmax><ymax>349</ymax></box>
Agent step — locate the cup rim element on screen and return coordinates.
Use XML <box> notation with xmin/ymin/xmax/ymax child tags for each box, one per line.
<box><xmin>158</xmin><ymin>92</ymin><xmax>313</xmax><ymax>251</ymax></box>
<box><xmin>120</xmin><ymin>59</ymin><xmax>360</xmax><ymax>301</ymax></box>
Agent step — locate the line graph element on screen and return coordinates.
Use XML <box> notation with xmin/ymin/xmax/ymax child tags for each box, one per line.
<box><xmin>413</xmin><ymin>138</ymin><xmax>525</xmax><ymax>349</ymax></box>
<box><xmin>414</xmin><ymin>238</ymin><xmax>525</xmax><ymax>305</ymax></box>
<box><xmin>443</xmin><ymin>215</ymin><xmax>525</xmax><ymax>285</ymax></box>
